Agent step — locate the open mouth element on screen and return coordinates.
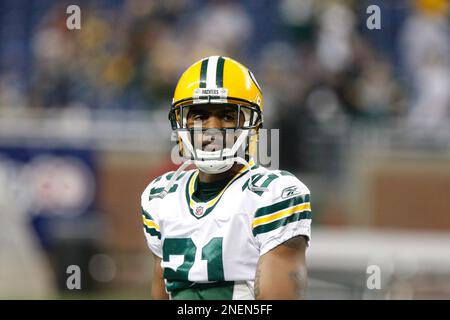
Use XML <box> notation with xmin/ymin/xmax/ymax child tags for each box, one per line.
<box><xmin>202</xmin><ymin>142</ymin><xmax>223</xmax><ymax>152</ymax></box>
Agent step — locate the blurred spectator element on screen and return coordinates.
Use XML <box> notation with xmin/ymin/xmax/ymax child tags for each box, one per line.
<box><xmin>0</xmin><ymin>0</ymin><xmax>445</xmax><ymax>162</ymax></box>
<box><xmin>400</xmin><ymin>0</ymin><xmax>450</xmax><ymax>135</ymax></box>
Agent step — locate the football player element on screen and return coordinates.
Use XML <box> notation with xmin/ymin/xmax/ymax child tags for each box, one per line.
<box><xmin>141</xmin><ymin>56</ymin><xmax>312</xmax><ymax>299</ymax></box>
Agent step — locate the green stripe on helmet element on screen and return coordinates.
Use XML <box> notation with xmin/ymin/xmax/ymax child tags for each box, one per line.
<box><xmin>216</xmin><ymin>56</ymin><xmax>225</xmax><ymax>88</ymax></box>
<box><xmin>199</xmin><ymin>58</ymin><xmax>209</xmax><ymax>88</ymax></box>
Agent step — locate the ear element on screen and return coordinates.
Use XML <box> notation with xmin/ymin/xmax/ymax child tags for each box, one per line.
<box><xmin>178</xmin><ymin>137</ymin><xmax>184</xmax><ymax>157</ymax></box>
<box><xmin>248</xmin><ymin>127</ymin><xmax>259</xmax><ymax>137</ymax></box>
<box><xmin>248</xmin><ymin>129</ymin><xmax>259</xmax><ymax>158</ymax></box>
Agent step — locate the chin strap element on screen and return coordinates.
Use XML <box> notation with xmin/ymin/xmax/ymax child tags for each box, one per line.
<box><xmin>149</xmin><ymin>157</ymin><xmax>268</xmax><ymax>200</ymax></box>
<box><xmin>148</xmin><ymin>159</ymin><xmax>194</xmax><ymax>200</ymax></box>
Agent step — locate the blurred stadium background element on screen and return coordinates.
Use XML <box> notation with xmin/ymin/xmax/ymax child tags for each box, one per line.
<box><xmin>0</xmin><ymin>0</ymin><xmax>449</xmax><ymax>299</ymax></box>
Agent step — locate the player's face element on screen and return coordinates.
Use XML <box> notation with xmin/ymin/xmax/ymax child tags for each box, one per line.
<box><xmin>186</xmin><ymin>104</ymin><xmax>245</xmax><ymax>152</ymax></box>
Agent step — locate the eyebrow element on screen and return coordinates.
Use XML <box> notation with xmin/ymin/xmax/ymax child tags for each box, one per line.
<box><xmin>187</xmin><ymin>109</ymin><xmax>208</xmax><ymax>118</ymax></box>
<box><xmin>218</xmin><ymin>108</ymin><xmax>236</xmax><ymax>115</ymax></box>
<box><xmin>189</xmin><ymin>109</ymin><xmax>208</xmax><ymax>114</ymax></box>
<box><xmin>188</xmin><ymin>107</ymin><xmax>236</xmax><ymax>116</ymax></box>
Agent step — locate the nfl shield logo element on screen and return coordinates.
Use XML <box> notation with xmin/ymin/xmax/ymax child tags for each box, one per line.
<box><xmin>195</xmin><ymin>206</ymin><xmax>204</xmax><ymax>217</ymax></box>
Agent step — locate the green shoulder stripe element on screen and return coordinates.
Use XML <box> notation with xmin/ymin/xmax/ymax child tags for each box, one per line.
<box><xmin>253</xmin><ymin>211</ymin><xmax>311</xmax><ymax>236</ymax></box>
<box><xmin>141</xmin><ymin>208</ymin><xmax>153</xmax><ymax>221</ymax></box>
<box><xmin>143</xmin><ymin>225</ymin><xmax>161</xmax><ymax>239</ymax></box>
<box><xmin>254</xmin><ymin>194</ymin><xmax>310</xmax><ymax>218</ymax></box>
<box><xmin>142</xmin><ymin>208</ymin><xmax>160</xmax><ymax>238</ymax></box>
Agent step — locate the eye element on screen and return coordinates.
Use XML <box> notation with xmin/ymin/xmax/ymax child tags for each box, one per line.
<box><xmin>192</xmin><ymin>114</ymin><xmax>207</xmax><ymax>121</ymax></box>
<box><xmin>223</xmin><ymin>113</ymin><xmax>236</xmax><ymax>121</ymax></box>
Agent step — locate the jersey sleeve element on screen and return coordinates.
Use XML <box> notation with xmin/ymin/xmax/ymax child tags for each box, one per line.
<box><xmin>251</xmin><ymin>171</ymin><xmax>312</xmax><ymax>256</ymax></box>
<box><xmin>140</xmin><ymin>175</ymin><xmax>167</xmax><ymax>258</ymax></box>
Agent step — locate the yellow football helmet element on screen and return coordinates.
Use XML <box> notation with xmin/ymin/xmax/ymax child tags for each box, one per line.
<box><xmin>150</xmin><ymin>56</ymin><xmax>265</xmax><ymax>199</ymax></box>
<box><xmin>169</xmin><ymin>56</ymin><xmax>264</xmax><ymax>174</ymax></box>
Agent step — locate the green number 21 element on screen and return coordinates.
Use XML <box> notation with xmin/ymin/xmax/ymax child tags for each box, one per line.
<box><xmin>162</xmin><ymin>237</ymin><xmax>224</xmax><ymax>281</ymax></box>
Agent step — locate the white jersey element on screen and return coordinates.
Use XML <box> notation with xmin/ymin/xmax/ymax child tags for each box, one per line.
<box><xmin>141</xmin><ymin>162</ymin><xmax>312</xmax><ymax>300</ymax></box>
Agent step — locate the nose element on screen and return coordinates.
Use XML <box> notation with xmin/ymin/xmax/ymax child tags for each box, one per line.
<box><xmin>204</xmin><ymin>115</ymin><xmax>222</xmax><ymax>129</ymax></box>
